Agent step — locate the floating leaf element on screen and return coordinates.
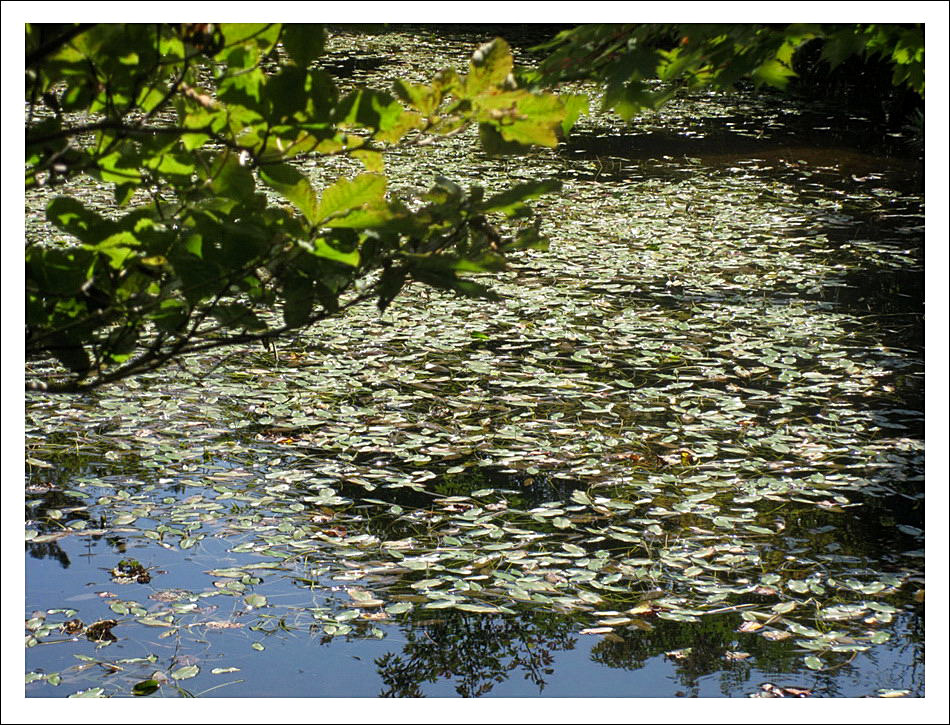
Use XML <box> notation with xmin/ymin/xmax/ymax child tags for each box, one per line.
<box><xmin>244</xmin><ymin>594</ymin><xmax>268</xmax><ymax>609</ymax></box>
<box><xmin>170</xmin><ymin>665</ymin><xmax>199</xmax><ymax>680</ymax></box>
<box><xmin>68</xmin><ymin>687</ymin><xmax>106</xmax><ymax>698</ymax></box>
<box><xmin>804</xmin><ymin>656</ymin><xmax>823</xmax><ymax>670</ymax></box>
<box><xmin>132</xmin><ymin>679</ymin><xmax>160</xmax><ymax>696</ymax></box>
<box><xmin>454</xmin><ymin>603</ymin><xmax>502</xmax><ymax>613</ymax></box>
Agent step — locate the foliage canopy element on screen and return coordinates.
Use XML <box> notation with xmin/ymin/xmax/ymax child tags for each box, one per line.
<box><xmin>25</xmin><ymin>23</ymin><xmax>581</xmax><ymax>391</ymax></box>
<box><xmin>25</xmin><ymin>23</ymin><xmax>923</xmax><ymax>392</ymax></box>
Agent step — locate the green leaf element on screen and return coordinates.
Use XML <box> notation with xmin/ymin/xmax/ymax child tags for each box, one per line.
<box><xmin>454</xmin><ymin>602</ymin><xmax>502</xmax><ymax>613</ymax></box>
<box><xmin>208</xmin><ymin>153</ymin><xmax>256</xmax><ymax>202</ymax></box>
<box><xmin>217</xmin><ymin>23</ymin><xmax>280</xmax><ymax>69</ymax></box>
<box><xmin>352</xmin><ymin>149</ymin><xmax>384</xmax><ymax>173</ymax></box>
<box><xmin>752</xmin><ymin>58</ymin><xmax>797</xmax><ymax>90</ymax></box>
<box><xmin>493</xmin><ymin>93</ymin><xmax>565</xmax><ymax>147</ymax></box>
<box><xmin>262</xmin><ymin>66</ymin><xmax>311</xmax><ymax>123</ymax></box>
<box><xmin>171</xmin><ymin>665</ymin><xmax>199</xmax><ymax>680</ymax></box>
<box><xmin>376</xmin><ymin>264</ymin><xmax>407</xmax><ymax>312</ymax></box>
<box><xmin>281</xmin><ymin>24</ymin><xmax>325</xmax><ymax>68</ymax></box>
<box><xmin>315</xmin><ymin>173</ymin><xmax>386</xmax><ymax>223</ymax></box>
<box><xmin>27</xmin><ymin>245</ymin><xmax>96</xmax><ymax>296</ymax></box>
<box><xmin>89</xmin><ymin>231</ymin><xmax>139</xmax><ymax>269</ymax></box>
<box><xmin>145</xmin><ymin>153</ymin><xmax>194</xmax><ymax>180</ymax></box>
<box><xmin>69</xmin><ymin>687</ymin><xmax>106</xmax><ymax>698</ymax></box>
<box><xmin>244</xmin><ymin>593</ymin><xmax>268</xmax><ymax>608</ymax></box>
<box><xmin>334</xmin><ymin>89</ymin><xmax>404</xmax><ymax>133</ymax></box>
<box><xmin>392</xmin><ymin>79</ymin><xmax>443</xmax><ymax>116</ymax></box>
<box><xmin>281</xmin><ymin>274</ymin><xmax>315</xmax><ymax>328</ymax></box>
<box><xmin>560</xmin><ymin>93</ymin><xmax>589</xmax><ymax>136</ymax></box>
<box><xmin>305</xmin><ymin>238</ymin><xmax>361</xmax><ymax>267</ymax></box>
<box><xmin>259</xmin><ymin>163</ymin><xmax>319</xmax><ymax>224</ymax></box>
<box><xmin>571</xmin><ymin>490</ymin><xmax>593</xmax><ymax>506</ymax></box>
<box><xmin>478</xmin><ymin>123</ymin><xmax>531</xmax><ymax>157</ymax></box>
<box><xmin>97</xmin><ymin>151</ymin><xmax>142</xmax><ymax>184</ymax></box>
<box><xmin>480</xmin><ymin>180</ymin><xmax>562</xmax><ymax>216</ymax></box>
<box><xmin>132</xmin><ymin>679</ymin><xmax>160</xmax><ymax>696</ymax></box>
<box><xmin>772</xmin><ymin>600</ymin><xmax>798</xmax><ymax>614</ymax></box>
<box><xmin>46</xmin><ymin>197</ymin><xmax>115</xmax><ymax>244</ymax></box>
<box><xmin>150</xmin><ymin>298</ymin><xmax>189</xmax><ymax>333</ymax></box>
<box><xmin>468</xmin><ymin>38</ymin><xmax>514</xmax><ymax>94</ymax></box>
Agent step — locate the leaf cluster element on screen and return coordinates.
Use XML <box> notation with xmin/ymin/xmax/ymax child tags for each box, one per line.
<box><xmin>25</xmin><ymin>25</ymin><xmax>584</xmax><ymax>391</ymax></box>
<box><xmin>522</xmin><ymin>23</ymin><xmax>923</xmax><ymax>120</ymax></box>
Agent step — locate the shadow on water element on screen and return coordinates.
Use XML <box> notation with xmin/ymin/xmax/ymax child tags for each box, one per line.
<box><xmin>336</xmin><ymin>462</ymin><xmax>587</xmax><ymax>510</ymax></box>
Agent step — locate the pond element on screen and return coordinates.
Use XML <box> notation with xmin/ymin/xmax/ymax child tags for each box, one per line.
<box><xmin>24</xmin><ymin>26</ymin><xmax>925</xmax><ymax>701</ymax></box>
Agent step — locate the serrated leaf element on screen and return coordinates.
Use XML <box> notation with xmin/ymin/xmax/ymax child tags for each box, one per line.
<box><xmin>315</xmin><ymin>173</ymin><xmax>386</xmax><ymax>223</ymax></box>
<box><xmin>259</xmin><ymin>163</ymin><xmax>319</xmax><ymax>224</ymax></box>
<box><xmin>352</xmin><ymin>149</ymin><xmax>384</xmax><ymax>173</ymax></box>
<box><xmin>468</xmin><ymin>38</ymin><xmax>513</xmax><ymax>94</ymax></box>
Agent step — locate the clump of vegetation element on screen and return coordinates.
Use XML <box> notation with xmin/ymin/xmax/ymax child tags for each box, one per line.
<box><xmin>26</xmin><ymin>23</ymin><xmax>922</xmax><ymax>392</ymax></box>
<box><xmin>26</xmin><ymin>24</ymin><xmax>582</xmax><ymax>392</ymax></box>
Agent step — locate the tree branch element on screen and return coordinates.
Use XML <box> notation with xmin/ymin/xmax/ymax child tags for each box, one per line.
<box><xmin>26</xmin><ymin>24</ymin><xmax>97</xmax><ymax>69</ymax></box>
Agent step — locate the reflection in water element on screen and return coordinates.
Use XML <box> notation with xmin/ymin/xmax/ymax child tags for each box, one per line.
<box><xmin>370</xmin><ymin>604</ymin><xmax>924</xmax><ymax>697</ymax></box>
<box><xmin>374</xmin><ymin>611</ymin><xmax>575</xmax><ymax>697</ymax></box>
